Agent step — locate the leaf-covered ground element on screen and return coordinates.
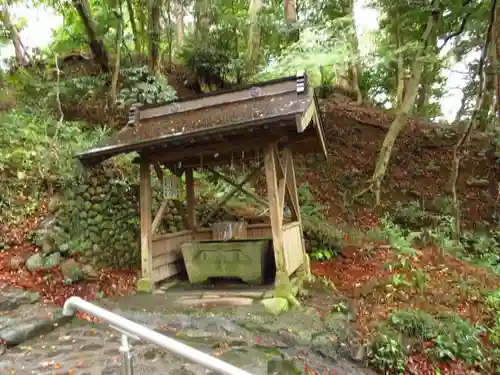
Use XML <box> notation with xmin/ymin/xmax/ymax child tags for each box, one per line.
<box><xmin>0</xmin><ymin>200</ymin><xmax>137</xmax><ymax>322</ymax></box>
<box><xmin>311</xmin><ymin>244</ymin><xmax>499</xmax><ymax>374</ymax></box>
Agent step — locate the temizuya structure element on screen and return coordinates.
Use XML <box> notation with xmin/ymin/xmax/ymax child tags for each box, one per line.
<box><xmin>77</xmin><ymin>73</ymin><xmax>327</xmax><ymax>290</ymax></box>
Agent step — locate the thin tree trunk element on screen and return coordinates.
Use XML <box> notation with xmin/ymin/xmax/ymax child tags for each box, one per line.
<box><xmin>0</xmin><ymin>6</ymin><xmax>30</xmax><ymax>66</ymax></box>
<box><xmin>148</xmin><ymin>0</ymin><xmax>162</xmax><ymax>76</ymax></box>
<box><xmin>347</xmin><ymin>0</ymin><xmax>362</xmax><ymax>104</ymax></box>
<box><xmin>450</xmin><ymin>0</ymin><xmax>496</xmax><ymax>236</ymax></box>
<box><xmin>138</xmin><ymin>0</ymin><xmax>147</xmax><ymax>56</ymax></box>
<box><xmin>109</xmin><ymin>0</ymin><xmax>123</xmax><ymax>108</ymax></box>
<box><xmin>126</xmin><ymin>0</ymin><xmax>140</xmax><ymax>52</ymax></box>
<box><xmin>284</xmin><ymin>0</ymin><xmax>296</xmax><ymax>23</ymax></box>
<box><xmin>176</xmin><ymin>1</ymin><xmax>184</xmax><ymax>46</ymax></box>
<box><xmin>355</xmin><ymin>6</ymin><xmax>441</xmax><ymax>206</ymax></box>
<box><xmin>452</xmin><ymin>92</ymin><xmax>468</xmax><ymax>127</ymax></box>
<box><xmin>245</xmin><ymin>0</ymin><xmax>263</xmax><ymax>78</ymax></box>
<box><xmin>478</xmin><ymin>45</ymin><xmax>495</xmax><ymax>131</ymax></box>
<box><xmin>492</xmin><ymin>1</ymin><xmax>500</xmax><ymax>126</ymax></box>
<box><xmin>72</xmin><ymin>0</ymin><xmax>110</xmax><ymax>73</ymax></box>
<box><xmin>394</xmin><ymin>11</ymin><xmax>405</xmax><ymax>107</ymax></box>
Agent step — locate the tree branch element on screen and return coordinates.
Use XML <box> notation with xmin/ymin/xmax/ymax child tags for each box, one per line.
<box><xmin>438</xmin><ymin>0</ymin><xmax>477</xmax><ymax>51</ymax></box>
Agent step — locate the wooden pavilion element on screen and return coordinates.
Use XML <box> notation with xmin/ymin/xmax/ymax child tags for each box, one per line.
<box><xmin>77</xmin><ymin>73</ymin><xmax>327</xmax><ymax>290</ymax></box>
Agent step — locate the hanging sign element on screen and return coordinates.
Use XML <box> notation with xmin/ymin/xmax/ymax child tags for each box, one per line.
<box><xmin>164</xmin><ymin>175</ymin><xmax>181</xmax><ymax>199</ymax></box>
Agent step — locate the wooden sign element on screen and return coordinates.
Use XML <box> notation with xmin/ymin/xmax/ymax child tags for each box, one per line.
<box><xmin>164</xmin><ymin>175</ymin><xmax>181</xmax><ymax>199</ymax></box>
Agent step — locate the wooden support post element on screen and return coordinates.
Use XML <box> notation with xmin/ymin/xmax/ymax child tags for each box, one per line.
<box><xmin>264</xmin><ymin>143</ymin><xmax>288</xmax><ymax>286</ymax></box>
<box><xmin>283</xmin><ymin>147</ymin><xmax>310</xmax><ymax>278</ymax></box>
<box><xmin>185</xmin><ymin>167</ymin><xmax>196</xmax><ymax>229</ymax></box>
<box><xmin>138</xmin><ymin>159</ymin><xmax>153</xmax><ymax>292</ymax></box>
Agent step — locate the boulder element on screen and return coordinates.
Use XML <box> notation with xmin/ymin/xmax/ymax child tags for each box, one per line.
<box><xmin>25</xmin><ymin>253</ymin><xmax>44</xmax><ymax>271</ymax></box>
<box><xmin>60</xmin><ymin>258</ymin><xmax>84</xmax><ymax>283</ymax></box>
<box><xmin>261</xmin><ymin>298</ymin><xmax>289</xmax><ymax>316</ymax></box>
<box><xmin>44</xmin><ymin>252</ymin><xmax>62</xmax><ymax>269</ymax></box>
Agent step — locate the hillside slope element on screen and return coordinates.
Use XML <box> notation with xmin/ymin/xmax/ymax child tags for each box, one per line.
<box><xmin>297</xmin><ymin>93</ymin><xmax>499</xmax><ymax>228</ymax></box>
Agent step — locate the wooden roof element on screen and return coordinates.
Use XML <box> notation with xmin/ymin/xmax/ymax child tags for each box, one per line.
<box><xmin>77</xmin><ymin>73</ymin><xmax>327</xmax><ymax>166</ymax></box>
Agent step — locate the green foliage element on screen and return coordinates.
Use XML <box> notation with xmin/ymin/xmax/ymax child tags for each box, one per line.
<box><xmin>0</xmin><ymin>109</ymin><xmax>108</xmax><ymax>226</ymax></box>
<box><xmin>297</xmin><ymin>183</ymin><xmax>325</xmax><ymax>219</ymax></box>
<box><xmin>117</xmin><ymin>66</ymin><xmax>177</xmax><ymax>107</ymax></box>
<box><xmin>430</xmin><ymin>314</ymin><xmax>484</xmax><ymax>366</ymax></box>
<box><xmin>303</xmin><ymin>218</ymin><xmax>343</xmax><ymax>257</ymax></box>
<box><xmin>367</xmin><ymin>330</ymin><xmax>407</xmax><ymax>373</ymax></box>
<box><xmin>53</xmin><ymin>66</ymin><xmax>177</xmax><ymax>108</ymax></box>
<box><xmin>384</xmin><ymin>309</ymin><xmax>485</xmax><ymax>366</ymax></box>
<box><xmin>388</xmin><ymin>309</ymin><xmax>438</xmax><ymax>341</ymax></box>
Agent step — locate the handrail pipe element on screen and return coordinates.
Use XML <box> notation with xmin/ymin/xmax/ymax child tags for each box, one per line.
<box><xmin>63</xmin><ymin>296</ymin><xmax>254</xmax><ymax>375</ymax></box>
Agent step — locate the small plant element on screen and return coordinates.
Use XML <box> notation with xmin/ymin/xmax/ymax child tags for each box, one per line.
<box><xmin>310</xmin><ymin>248</ymin><xmax>335</xmax><ymax>261</ymax></box>
<box><xmin>297</xmin><ymin>183</ymin><xmax>325</xmax><ymax>219</ymax></box>
<box><xmin>331</xmin><ymin>301</ymin><xmax>349</xmax><ymax>314</ymax></box>
<box><xmin>303</xmin><ymin>218</ymin><xmax>343</xmax><ymax>255</ymax></box>
<box><xmin>368</xmin><ymin>331</ymin><xmax>407</xmax><ymax>373</ymax></box>
<box><xmin>388</xmin><ymin>309</ymin><xmax>438</xmax><ymax>341</ymax></box>
<box><xmin>430</xmin><ymin>314</ymin><xmax>484</xmax><ymax>366</ymax></box>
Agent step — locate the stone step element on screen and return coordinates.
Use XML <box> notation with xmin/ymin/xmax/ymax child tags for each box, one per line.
<box><xmin>0</xmin><ymin>285</ymin><xmax>68</xmax><ymax>350</ymax></box>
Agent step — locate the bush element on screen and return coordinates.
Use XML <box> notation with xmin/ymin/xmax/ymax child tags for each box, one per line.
<box><xmin>368</xmin><ymin>330</ymin><xmax>407</xmax><ymax>372</ymax></box>
<box><xmin>388</xmin><ymin>309</ymin><xmax>439</xmax><ymax>341</ymax></box>
<box><xmin>0</xmin><ymin>110</ymin><xmax>108</xmax><ymax>228</ymax></box>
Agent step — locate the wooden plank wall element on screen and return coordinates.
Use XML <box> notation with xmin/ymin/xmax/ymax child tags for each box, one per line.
<box><xmin>282</xmin><ymin>221</ymin><xmax>303</xmax><ymax>275</ymax></box>
<box><xmin>151</xmin><ymin>231</ymin><xmax>192</xmax><ymax>283</ymax></box>
<box><xmin>150</xmin><ymin>224</ymin><xmax>274</xmax><ymax>284</ymax></box>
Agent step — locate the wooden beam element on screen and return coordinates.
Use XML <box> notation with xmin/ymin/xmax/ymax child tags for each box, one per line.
<box><xmin>153</xmin><ymin>161</ymin><xmax>164</xmax><ymax>181</ymax></box>
<box><xmin>313</xmin><ymin>108</ymin><xmax>328</xmax><ymax>159</ymax></box>
<box><xmin>272</xmin><ymin>146</ymin><xmax>287</xmax><ymax>223</ymax></box>
<box><xmin>283</xmin><ymin>148</ymin><xmax>300</xmax><ymax>222</ymax></box>
<box><xmin>264</xmin><ymin>143</ymin><xmax>288</xmax><ymax>284</ymax></box>
<box><xmin>139</xmin><ymin>80</ymin><xmax>296</xmax><ymax>120</ymax></box>
<box><xmin>139</xmin><ymin>159</ymin><xmax>153</xmax><ymax>288</ymax></box>
<box><xmin>199</xmin><ymin>166</ymin><xmax>261</xmax><ymax>228</ymax></box>
<box><xmin>185</xmin><ymin>168</ymin><xmax>196</xmax><ymax>229</ymax></box>
<box><xmin>273</xmin><ymin>147</ymin><xmax>299</xmax><ymax>220</ymax></box>
<box><xmin>295</xmin><ymin>101</ymin><xmax>315</xmax><ymax>133</ymax></box>
<box><xmin>283</xmin><ymin>146</ymin><xmax>310</xmax><ymax>278</ymax></box>
<box><xmin>206</xmin><ymin>167</ymin><xmax>269</xmax><ymax>208</ymax></box>
<box><xmin>145</xmin><ymin>132</ymin><xmax>285</xmax><ymax>164</ymax></box>
<box><xmin>151</xmin><ymin>199</ymin><xmax>169</xmax><ymax>235</ymax></box>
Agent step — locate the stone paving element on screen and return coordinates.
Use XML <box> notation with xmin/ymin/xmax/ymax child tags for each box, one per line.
<box><xmin>0</xmin><ymin>284</ymin><xmax>375</xmax><ymax>375</ymax></box>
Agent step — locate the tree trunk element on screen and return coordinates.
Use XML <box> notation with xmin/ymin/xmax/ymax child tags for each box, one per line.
<box><xmin>148</xmin><ymin>0</ymin><xmax>162</xmax><ymax>76</ymax></box>
<box><xmin>450</xmin><ymin>0</ymin><xmax>496</xmax><ymax>236</ymax></box>
<box><xmin>394</xmin><ymin>11</ymin><xmax>406</xmax><ymax>107</ymax></box>
<box><xmin>138</xmin><ymin>0</ymin><xmax>147</xmax><ymax>56</ymax></box>
<box><xmin>72</xmin><ymin>0</ymin><xmax>110</xmax><ymax>73</ymax></box>
<box><xmin>284</xmin><ymin>0</ymin><xmax>296</xmax><ymax>23</ymax></box>
<box><xmin>126</xmin><ymin>0</ymin><xmax>140</xmax><ymax>52</ymax></box>
<box><xmin>356</xmin><ymin>6</ymin><xmax>441</xmax><ymax>205</ymax></box>
<box><xmin>176</xmin><ymin>1</ymin><xmax>184</xmax><ymax>46</ymax></box>
<box><xmin>165</xmin><ymin>0</ymin><xmax>173</xmax><ymax>66</ymax></box>
<box><xmin>347</xmin><ymin>0</ymin><xmax>362</xmax><ymax>104</ymax></box>
<box><xmin>0</xmin><ymin>6</ymin><xmax>30</xmax><ymax>66</ymax></box>
<box><xmin>452</xmin><ymin>91</ymin><xmax>468</xmax><ymax>128</ymax></box>
<box><xmin>195</xmin><ymin>0</ymin><xmax>210</xmax><ymax>37</ymax></box>
<box><xmin>492</xmin><ymin>1</ymin><xmax>500</xmax><ymax>126</ymax></box>
<box><xmin>478</xmin><ymin>45</ymin><xmax>495</xmax><ymax>131</ymax></box>
<box><xmin>109</xmin><ymin>0</ymin><xmax>123</xmax><ymax>108</ymax></box>
<box><xmin>245</xmin><ymin>0</ymin><xmax>263</xmax><ymax>78</ymax></box>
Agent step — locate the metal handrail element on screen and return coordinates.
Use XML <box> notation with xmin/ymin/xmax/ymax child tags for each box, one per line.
<box><xmin>63</xmin><ymin>296</ymin><xmax>254</xmax><ymax>375</ymax></box>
